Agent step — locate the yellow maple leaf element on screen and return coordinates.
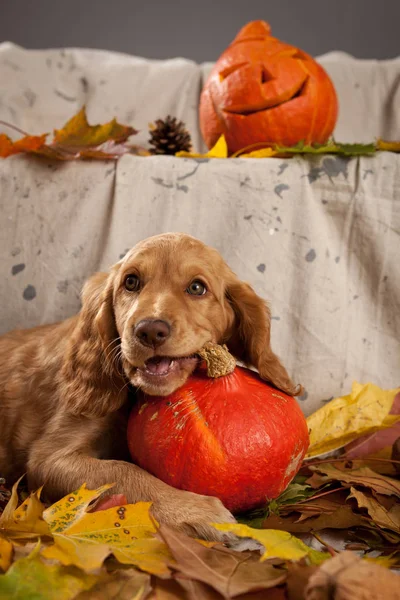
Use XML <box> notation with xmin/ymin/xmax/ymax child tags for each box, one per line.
<box><xmin>212</xmin><ymin>523</ymin><xmax>328</xmax><ymax>564</ymax></box>
<box><xmin>238</xmin><ymin>148</ymin><xmax>277</xmax><ymax>158</ymax></box>
<box><xmin>0</xmin><ymin>477</ymin><xmax>50</xmax><ymax>540</ymax></box>
<box><xmin>176</xmin><ymin>135</ymin><xmax>228</xmax><ymax>158</ymax></box>
<box><xmin>377</xmin><ymin>139</ymin><xmax>400</xmax><ymax>152</ymax></box>
<box><xmin>306</xmin><ymin>382</ymin><xmax>400</xmax><ymax>458</ymax></box>
<box><xmin>53</xmin><ymin>107</ymin><xmax>136</xmax><ymax>147</ymax></box>
<box><xmin>42</xmin><ymin>484</ymin><xmax>172</xmax><ymax>575</ymax></box>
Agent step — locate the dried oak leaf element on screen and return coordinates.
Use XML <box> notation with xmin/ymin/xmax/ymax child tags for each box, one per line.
<box><xmin>309</xmin><ymin>464</ymin><xmax>400</xmax><ymax>498</ymax></box>
<box><xmin>286</xmin><ymin>561</ymin><xmax>318</xmax><ymax>600</ymax></box>
<box><xmin>279</xmin><ymin>491</ymin><xmax>348</xmax><ymax>519</ymax></box>
<box><xmin>75</xmin><ymin>568</ymin><xmax>151</xmax><ymax>600</ymax></box>
<box><xmin>158</xmin><ymin>525</ymin><xmax>286</xmax><ymax>597</ymax></box>
<box><xmin>305</xmin><ymin>551</ymin><xmax>400</xmax><ymax>600</ymax></box>
<box><xmin>151</xmin><ymin>577</ymin><xmax>223</xmax><ymax>599</ymax></box>
<box><xmin>393</xmin><ymin>437</ymin><xmax>400</xmax><ymax>474</ymax></box>
<box><xmin>262</xmin><ymin>505</ymin><xmax>369</xmax><ymax>534</ymax></box>
<box><xmin>348</xmin><ymin>487</ymin><xmax>400</xmax><ymax>534</ymax></box>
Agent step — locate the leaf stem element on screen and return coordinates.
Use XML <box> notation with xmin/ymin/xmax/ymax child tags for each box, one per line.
<box><xmin>0</xmin><ymin>120</ymin><xmax>30</xmax><ymax>137</ymax></box>
<box><xmin>311</xmin><ymin>532</ymin><xmax>337</xmax><ymax>556</ymax></box>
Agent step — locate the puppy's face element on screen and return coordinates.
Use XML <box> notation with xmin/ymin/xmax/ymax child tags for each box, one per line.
<box><xmin>112</xmin><ymin>234</ymin><xmax>235</xmax><ymax>396</ymax></box>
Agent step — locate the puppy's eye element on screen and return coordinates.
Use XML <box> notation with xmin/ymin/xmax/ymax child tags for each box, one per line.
<box><xmin>186</xmin><ymin>280</ymin><xmax>207</xmax><ymax>296</ymax></box>
<box><xmin>124</xmin><ymin>274</ymin><xmax>140</xmax><ymax>292</ymax></box>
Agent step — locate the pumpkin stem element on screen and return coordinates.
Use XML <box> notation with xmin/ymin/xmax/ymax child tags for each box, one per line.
<box><xmin>198</xmin><ymin>343</ymin><xmax>236</xmax><ymax>378</ymax></box>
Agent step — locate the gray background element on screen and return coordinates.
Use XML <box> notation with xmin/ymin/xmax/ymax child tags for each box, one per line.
<box><xmin>0</xmin><ymin>0</ymin><xmax>399</xmax><ymax>61</ymax></box>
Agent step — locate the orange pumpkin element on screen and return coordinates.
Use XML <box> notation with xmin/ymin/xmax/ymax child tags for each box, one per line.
<box><xmin>200</xmin><ymin>20</ymin><xmax>338</xmax><ymax>154</ymax></box>
<box><xmin>127</xmin><ymin>366</ymin><xmax>309</xmax><ymax>513</ymax></box>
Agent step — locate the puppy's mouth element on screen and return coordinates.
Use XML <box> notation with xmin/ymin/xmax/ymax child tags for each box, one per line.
<box><xmin>139</xmin><ymin>355</ymin><xmax>199</xmax><ymax>377</ymax></box>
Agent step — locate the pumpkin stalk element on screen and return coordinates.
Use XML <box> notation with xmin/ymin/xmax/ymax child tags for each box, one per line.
<box><xmin>197</xmin><ymin>342</ymin><xmax>236</xmax><ymax>378</ymax></box>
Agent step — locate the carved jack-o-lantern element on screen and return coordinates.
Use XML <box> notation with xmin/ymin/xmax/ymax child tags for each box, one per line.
<box><xmin>200</xmin><ymin>21</ymin><xmax>338</xmax><ymax>154</ymax></box>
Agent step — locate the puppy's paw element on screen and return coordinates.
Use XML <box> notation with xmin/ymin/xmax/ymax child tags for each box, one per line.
<box><xmin>152</xmin><ymin>489</ymin><xmax>236</xmax><ymax>542</ymax></box>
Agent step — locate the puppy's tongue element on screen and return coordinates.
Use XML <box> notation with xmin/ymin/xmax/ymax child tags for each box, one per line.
<box><xmin>145</xmin><ymin>357</ymin><xmax>173</xmax><ymax>375</ymax></box>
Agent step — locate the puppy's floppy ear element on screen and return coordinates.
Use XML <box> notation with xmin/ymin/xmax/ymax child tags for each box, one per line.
<box><xmin>61</xmin><ymin>265</ymin><xmax>126</xmax><ymax>417</ymax></box>
<box><xmin>226</xmin><ymin>279</ymin><xmax>302</xmax><ymax>396</ymax></box>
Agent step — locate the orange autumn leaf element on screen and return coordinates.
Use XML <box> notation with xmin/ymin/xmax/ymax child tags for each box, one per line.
<box><xmin>0</xmin><ymin>133</ymin><xmax>47</xmax><ymax>158</ymax></box>
<box><xmin>0</xmin><ymin>108</ymin><xmax>142</xmax><ymax>161</ymax></box>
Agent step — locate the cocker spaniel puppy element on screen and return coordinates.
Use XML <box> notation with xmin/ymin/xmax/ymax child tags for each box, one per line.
<box><xmin>0</xmin><ymin>233</ymin><xmax>300</xmax><ymax>540</ymax></box>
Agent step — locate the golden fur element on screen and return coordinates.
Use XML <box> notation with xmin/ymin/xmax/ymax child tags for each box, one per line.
<box><xmin>0</xmin><ymin>233</ymin><xmax>300</xmax><ymax>539</ymax></box>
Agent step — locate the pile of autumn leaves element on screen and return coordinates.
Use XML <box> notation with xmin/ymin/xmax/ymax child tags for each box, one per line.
<box><xmin>0</xmin><ymin>382</ymin><xmax>399</xmax><ymax>600</ymax></box>
<box><xmin>1</xmin><ymin>107</ymin><xmax>400</xmax><ymax>161</ymax></box>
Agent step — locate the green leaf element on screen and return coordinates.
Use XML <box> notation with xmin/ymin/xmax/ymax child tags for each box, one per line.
<box><xmin>276</xmin><ymin>483</ymin><xmax>316</xmax><ymax>506</ymax></box>
<box><xmin>238</xmin><ymin>482</ymin><xmax>317</xmax><ymax>527</ymax></box>
<box><xmin>0</xmin><ymin>545</ymin><xmax>97</xmax><ymax>600</ymax></box>
<box><xmin>275</xmin><ymin>140</ymin><xmax>376</xmax><ymax>157</ymax></box>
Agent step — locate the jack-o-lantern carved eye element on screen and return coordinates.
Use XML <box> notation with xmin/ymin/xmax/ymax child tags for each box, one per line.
<box><xmin>200</xmin><ymin>20</ymin><xmax>338</xmax><ymax>154</ymax></box>
<box><xmin>260</xmin><ymin>66</ymin><xmax>273</xmax><ymax>84</ymax></box>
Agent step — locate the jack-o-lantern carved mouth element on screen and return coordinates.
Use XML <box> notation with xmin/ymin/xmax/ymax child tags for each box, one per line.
<box><xmin>214</xmin><ymin>54</ymin><xmax>311</xmax><ymax>115</ymax></box>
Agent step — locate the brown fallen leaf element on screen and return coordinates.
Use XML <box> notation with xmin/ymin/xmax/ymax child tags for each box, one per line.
<box><xmin>310</xmin><ymin>465</ymin><xmax>400</xmax><ymax>498</ymax></box>
<box><xmin>234</xmin><ymin>588</ymin><xmax>286</xmax><ymax>600</ymax></box>
<box><xmin>174</xmin><ymin>577</ymin><xmax>223</xmax><ymax>599</ymax></box>
<box><xmin>305</xmin><ymin>472</ymin><xmax>330</xmax><ymax>490</ymax></box>
<box><xmin>262</xmin><ymin>505</ymin><xmax>369</xmax><ymax>534</ymax></box>
<box><xmin>75</xmin><ymin>568</ymin><xmax>151</xmax><ymax>599</ymax></box>
<box><xmin>349</xmin><ymin>487</ymin><xmax>400</xmax><ymax>533</ymax></box>
<box><xmin>392</xmin><ymin>437</ymin><xmax>400</xmax><ymax>475</ymax></box>
<box><xmin>279</xmin><ymin>491</ymin><xmax>348</xmax><ymax>519</ymax></box>
<box><xmin>286</xmin><ymin>562</ymin><xmax>318</xmax><ymax>600</ymax></box>
<box><xmin>305</xmin><ymin>551</ymin><xmax>400</xmax><ymax>600</ymax></box>
<box><xmin>158</xmin><ymin>525</ymin><xmax>286</xmax><ymax>598</ymax></box>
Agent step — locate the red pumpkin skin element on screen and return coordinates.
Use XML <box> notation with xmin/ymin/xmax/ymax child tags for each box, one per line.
<box><xmin>200</xmin><ymin>20</ymin><xmax>338</xmax><ymax>154</ymax></box>
<box><xmin>127</xmin><ymin>366</ymin><xmax>309</xmax><ymax>513</ymax></box>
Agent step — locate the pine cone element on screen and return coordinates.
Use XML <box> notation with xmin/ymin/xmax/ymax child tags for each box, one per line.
<box><xmin>149</xmin><ymin>116</ymin><xmax>192</xmax><ymax>155</ymax></box>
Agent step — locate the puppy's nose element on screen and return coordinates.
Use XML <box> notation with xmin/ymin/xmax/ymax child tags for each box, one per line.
<box><xmin>134</xmin><ymin>319</ymin><xmax>171</xmax><ymax>348</ymax></box>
